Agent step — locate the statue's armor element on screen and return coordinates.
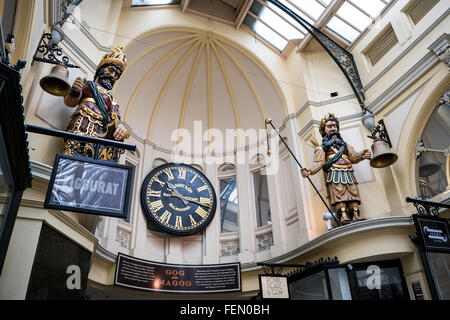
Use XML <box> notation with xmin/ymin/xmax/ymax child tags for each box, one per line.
<box><xmin>65</xmin><ymin>84</ymin><xmax>120</xmax><ymax>140</ymax></box>
<box><xmin>324</xmin><ymin>147</ymin><xmax>358</xmax><ymax>185</ymax></box>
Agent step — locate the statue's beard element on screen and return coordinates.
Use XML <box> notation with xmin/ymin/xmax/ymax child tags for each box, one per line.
<box><xmin>321</xmin><ymin>131</ymin><xmax>346</xmax><ymax>152</ymax></box>
<box><xmin>97</xmin><ymin>72</ymin><xmax>115</xmax><ymax>90</ymax></box>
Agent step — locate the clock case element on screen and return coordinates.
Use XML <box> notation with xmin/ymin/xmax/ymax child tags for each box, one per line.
<box><xmin>140</xmin><ymin>163</ymin><xmax>217</xmax><ymax>237</ymax></box>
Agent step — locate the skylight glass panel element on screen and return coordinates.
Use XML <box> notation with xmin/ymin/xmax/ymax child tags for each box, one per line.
<box><xmin>288</xmin><ymin>0</ymin><xmax>325</xmax><ymax>20</ymax></box>
<box><xmin>327</xmin><ymin>16</ymin><xmax>360</xmax><ymax>42</ymax></box>
<box><xmin>266</xmin><ymin>1</ymin><xmax>308</xmax><ymax>35</ymax></box>
<box><xmin>244</xmin><ymin>15</ymin><xmax>288</xmax><ymax>51</ymax></box>
<box><xmin>251</xmin><ymin>2</ymin><xmax>304</xmax><ymax>40</ymax></box>
<box><xmin>350</xmin><ymin>0</ymin><xmax>386</xmax><ymax>18</ymax></box>
<box><xmin>131</xmin><ymin>0</ymin><xmax>180</xmax><ymax>6</ymax></box>
<box><xmin>277</xmin><ymin>0</ymin><xmax>316</xmax><ymax>25</ymax></box>
<box><xmin>336</xmin><ymin>2</ymin><xmax>372</xmax><ymax>32</ymax></box>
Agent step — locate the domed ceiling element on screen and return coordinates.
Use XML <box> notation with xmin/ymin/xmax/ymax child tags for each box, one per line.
<box><xmin>113</xmin><ymin>29</ymin><xmax>287</xmax><ymax>153</ymax></box>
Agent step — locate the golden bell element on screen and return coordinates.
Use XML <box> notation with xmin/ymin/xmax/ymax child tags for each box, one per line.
<box><xmin>39</xmin><ymin>65</ymin><xmax>71</xmax><ymax>96</ymax></box>
<box><xmin>370</xmin><ymin>140</ymin><xmax>398</xmax><ymax>168</ymax></box>
<box><xmin>419</xmin><ymin>152</ymin><xmax>441</xmax><ymax>177</ymax></box>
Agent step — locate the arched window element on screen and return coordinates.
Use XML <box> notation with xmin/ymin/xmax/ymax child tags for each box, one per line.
<box><xmin>218</xmin><ymin>164</ymin><xmax>238</xmax><ymax>233</ymax></box>
<box><xmin>152</xmin><ymin>158</ymin><xmax>167</xmax><ymax>169</ymax></box>
<box><xmin>416</xmin><ymin>90</ymin><xmax>449</xmax><ymax>199</ymax></box>
<box><xmin>250</xmin><ymin>154</ymin><xmax>271</xmax><ymax>227</ymax></box>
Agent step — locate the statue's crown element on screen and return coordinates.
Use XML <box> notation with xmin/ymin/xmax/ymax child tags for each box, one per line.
<box><xmin>319</xmin><ymin>113</ymin><xmax>340</xmax><ymax>137</ymax></box>
<box><xmin>98</xmin><ymin>46</ymin><xmax>127</xmax><ymax>71</ymax></box>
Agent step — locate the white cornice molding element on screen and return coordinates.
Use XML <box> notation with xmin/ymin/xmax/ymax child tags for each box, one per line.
<box><xmin>366</xmin><ymin>51</ymin><xmax>439</xmax><ymax>114</ymax></box>
<box><xmin>364</xmin><ymin>9</ymin><xmax>449</xmax><ymax>91</ymax></box>
<box><xmin>367</xmin><ymin>32</ymin><xmax>450</xmax><ymax>114</ymax></box>
<box><xmin>95</xmin><ymin>243</ymin><xmax>117</xmax><ymax>263</ymax></box>
<box><xmin>242</xmin><ymin>215</ymin><xmax>414</xmax><ymax>271</ymax></box>
<box><xmin>60</xmin><ymin>34</ymin><xmax>97</xmax><ymax>73</ymax></box>
<box><xmin>30</xmin><ymin>160</ymin><xmax>52</xmax><ymax>181</ymax></box>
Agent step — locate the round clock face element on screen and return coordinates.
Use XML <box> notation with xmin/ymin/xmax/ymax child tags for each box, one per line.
<box><xmin>141</xmin><ymin>163</ymin><xmax>217</xmax><ymax>236</ymax></box>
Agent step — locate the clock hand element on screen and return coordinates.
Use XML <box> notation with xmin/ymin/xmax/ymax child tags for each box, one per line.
<box><xmin>165</xmin><ymin>182</ymin><xmax>188</xmax><ymax>206</ymax></box>
<box><xmin>172</xmin><ymin>194</ymin><xmax>212</xmax><ymax>208</ymax></box>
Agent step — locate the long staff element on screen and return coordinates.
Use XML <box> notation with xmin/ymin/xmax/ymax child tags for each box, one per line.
<box><xmin>265</xmin><ymin>119</ymin><xmax>341</xmax><ymax>226</ymax></box>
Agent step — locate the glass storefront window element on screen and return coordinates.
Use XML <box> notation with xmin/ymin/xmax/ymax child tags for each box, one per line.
<box><xmin>288</xmin><ymin>260</ymin><xmax>409</xmax><ymax>300</ymax></box>
<box><xmin>353</xmin><ymin>266</ymin><xmax>408</xmax><ymax>300</ymax></box>
<box><xmin>289</xmin><ymin>271</ymin><xmax>329</xmax><ymax>300</ymax></box>
<box><xmin>328</xmin><ymin>268</ymin><xmax>352</xmax><ymax>300</ymax></box>
<box><xmin>427</xmin><ymin>252</ymin><xmax>450</xmax><ymax>299</ymax></box>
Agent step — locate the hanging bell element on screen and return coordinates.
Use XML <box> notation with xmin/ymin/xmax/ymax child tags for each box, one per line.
<box><xmin>39</xmin><ymin>65</ymin><xmax>71</xmax><ymax>96</ymax></box>
<box><xmin>370</xmin><ymin>140</ymin><xmax>398</xmax><ymax>168</ymax></box>
<box><xmin>419</xmin><ymin>152</ymin><xmax>441</xmax><ymax>177</ymax></box>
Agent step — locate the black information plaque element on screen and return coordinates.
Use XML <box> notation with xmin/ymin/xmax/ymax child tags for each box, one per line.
<box><xmin>413</xmin><ymin>214</ymin><xmax>450</xmax><ymax>253</ymax></box>
<box><xmin>44</xmin><ymin>154</ymin><xmax>134</xmax><ymax>219</ymax></box>
<box><xmin>114</xmin><ymin>253</ymin><xmax>241</xmax><ymax>294</ymax></box>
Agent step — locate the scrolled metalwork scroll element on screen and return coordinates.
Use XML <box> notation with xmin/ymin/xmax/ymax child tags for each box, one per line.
<box><xmin>406</xmin><ymin>197</ymin><xmax>449</xmax><ymax>217</ymax></box>
<box><xmin>32</xmin><ymin>32</ymin><xmax>79</xmax><ymax>68</ymax></box>
<box><xmin>262</xmin><ymin>265</ymin><xmax>283</xmax><ymax>275</ymax></box>
<box><xmin>98</xmin><ymin>145</ymin><xmax>126</xmax><ymax>162</ymax></box>
<box><xmin>65</xmin><ymin>140</ymin><xmax>124</xmax><ymax>163</ymax></box>
<box><xmin>367</xmin><ymin>118</ymin><xmax>393</xmax><ymax>147</ymax></box>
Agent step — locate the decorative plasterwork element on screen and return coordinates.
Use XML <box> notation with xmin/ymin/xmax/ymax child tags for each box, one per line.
<box><xmin>367</xmin><ymin>32</ymin><xmax>450</xmax><ymax>114</ymax></box>
<box><xmin>243</xmin><ymin>216</ymin><xmax>414</xmax><ymax>271</ymax></box>
<box><xmin>115</xmin><ymin>29</ymin><xmax>286</xmax><ymax>153</ymax></box>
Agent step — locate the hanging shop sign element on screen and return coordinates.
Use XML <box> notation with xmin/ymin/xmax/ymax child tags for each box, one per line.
<box><xmin>44</xmin><ymin>154</ymin><xmax>134</xmax><ymax>219</ymax></box>
<box><xmin>258</xmin><ymin>275</ymin><xmax>290</xmax><ymax>299</ymax></box>
<box><xmin>413</xmin><ymin>214</ymin><xmax>450</xmax><ymax>253</ymax></box>
<box><xmin>114</xmin><ymin>253</ymin><xmax>241</xmax><ymax>294</ymax></box>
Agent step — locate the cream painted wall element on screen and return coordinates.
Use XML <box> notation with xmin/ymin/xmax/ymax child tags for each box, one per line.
<box><xmin>351</xmin><ymin>0</ymin><xmax>449</xmax><ymax>105</ymax></box>
<box><xmin>7</xmin><ymin>0</ymin><xmax>447</xmax><ymax>299</ymax></box>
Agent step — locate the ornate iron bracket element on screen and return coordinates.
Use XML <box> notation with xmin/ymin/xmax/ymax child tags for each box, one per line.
<box><xmin>406</xmin><ymin>197</ymin><xmax>450</xmax><ymax>217</ymax></box>
<box><xmin>367</xmin><ymin>118</ymin><xmax>393</xmax><ymax>148</ymax></box>
<box><xmin>257</xmin><ymin>263</ymin><xmax>303</xmax><ymax>275</ymax></box>
<box><xmin>258</xmin><ymin>257</ymin><xmax>339</xmax><ymax>276</ymax></box>
<box><xmin>266</xmin><ymin>0</ymin><xmax>366</xmax><ymax>110</ymax></box>
<box><xmin>32</xmin><ymin>30</ymin><xmax>79</xmax><ymax>68</ymax></box>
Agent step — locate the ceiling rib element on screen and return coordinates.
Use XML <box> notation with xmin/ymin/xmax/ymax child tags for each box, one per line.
<box><xmin>178</xmin><ymin>40</ymin><xmax>206</xmax><ymax>132</ymax></box>
<box><xmin>206</xmin><ymin>40</ymin><xmax>213</xmax><ymax>131</ymax></box>
<box><xmin>210</xmin><ymin>41</ymin><xmax>241</xmax><ymax>129</ymax></box>
<box><xmin>212</xmin><ymin>37</ymin><xmax>267</xmax><ymax>121</ymax></box>
<box><xmin>122</xmin><ymin>34</ymin><xmax>198</xmax><ymax>80</ymax></box>
<box><xmin>124</xmin><ymin>36</ymin><xmax>200</xmax><ymax>121</ymax></box>
<box><xmin>211</xmin><ymin>35</ymin><xmax>287</xmax><ymax>114</ymax></box>
<box><xmin>148</xmin><ymin>39</ymin><xmax>203</xmax><ymax>139</ymax></box>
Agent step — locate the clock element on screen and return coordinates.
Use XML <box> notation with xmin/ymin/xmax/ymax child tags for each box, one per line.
<box><xmin>141</xmin><ymin>163</ymin><xmax>217</xmax><ymax>236</ymax></box>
